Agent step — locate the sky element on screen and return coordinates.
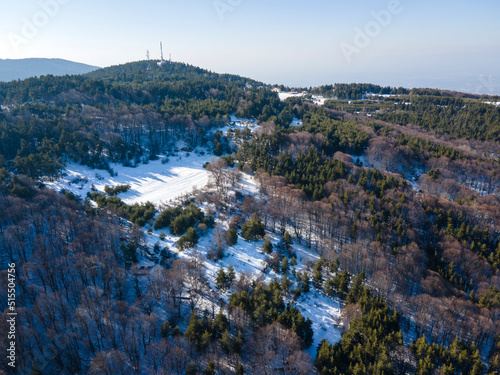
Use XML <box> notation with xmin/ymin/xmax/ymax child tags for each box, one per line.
<box><xmin>1</xmin><ymin>0</ymin><xmax>500</xmax><ymax>94</ymax></box>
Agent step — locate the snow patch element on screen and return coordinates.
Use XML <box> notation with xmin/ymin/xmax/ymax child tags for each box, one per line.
<box><xmin>278</xmin><ymin>91</ymin><xmax>329</xmax><ymax>106</ymax></box>
<box><xmin>484</xmin><ymin>101</ymin><xmax>500</xmax><ymax>107</ymax></box>
<box><xmin>290</xmin><ymin>117</ymin><xmax>304</xmax><ymax>127</ymax></box>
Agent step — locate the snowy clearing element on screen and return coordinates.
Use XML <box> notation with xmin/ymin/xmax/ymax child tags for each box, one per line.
<box><xmin>484</xmin><ymin>101</ymin><xmax>500</xmax><ymax>107</ymax></box>
<box><xmin>278</xmin><ymin>91</ymin><xmax>328</xmax><ymax>106</ymax></box>
<box><xmin>47</xmin><ymin>152</ymin><xmax>211</xmax><ymax>206</ymax></box>
<box><xmin>278</xmin><ymin>91</ymin><xmax>306</xmax><ymax>101</ymax></box>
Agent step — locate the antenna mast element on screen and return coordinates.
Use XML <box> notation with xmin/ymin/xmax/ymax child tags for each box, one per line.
<box><xmin>146</xmin><ymin>50</ymin><xmax>152</xmax><ymax>80</ymax></box>
<box><xmin>158</xmin><ymin>41</ymin><xmax>168</xmax><ymax>67</ymax></box>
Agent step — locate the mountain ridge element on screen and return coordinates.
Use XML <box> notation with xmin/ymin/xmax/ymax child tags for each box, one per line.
<box><xmin>0</xmin><ymin>58</ymin><xmax>99</xmax><ymax>82</ymax></box>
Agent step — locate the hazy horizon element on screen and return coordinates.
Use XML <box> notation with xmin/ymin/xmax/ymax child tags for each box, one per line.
<box><xmin>1</xmin><ymin>0</ymin><xmax>499</xmax><ymax>94</ymax></box>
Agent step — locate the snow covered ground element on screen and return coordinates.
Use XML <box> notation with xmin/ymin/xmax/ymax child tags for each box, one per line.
<box><xmin>484</xmin><ymin>101</ymin><xmax>500</xmax><ymax>107</ymax></box>
<box><xmin>143</xmin><ymin>211</ymin><xmax>343</xmax><ymax>355</ymax></box>
<box><xmin>278</xmin><ymin>91</ymin><xmax>306</xmax><ymax>101</ymax></box>
<box><xmin>216</xmin><ymin>115</ymin><xmax>260</xmax><ymax>134</ymax></box>
<box><xmin>48</xmin><ymin>115</ymin><xmax>261</xmax><ymax>206</ymax></box>
<box><xmin>47</xmin><ymin>153</ymin><xmax>211</xmax><ymax>206</ymax></box>
<box><xmin>290</xmin><ymin>117</ymin><xmax>304</xmax><ymax>127</ymax></box>
<box><xmin>50</xmin><ymin>155</ymin><xmax>344</xmax><ymax>353</ymax></box>
<box><xmin>278</xmin><ymin>91</ymin><xmax>328</xmax><ymax>106</ymax></box>
<box><xmin>311</xmin><ymin>95</ymin><xmax>328</xmax><ymax>106</ymax></box>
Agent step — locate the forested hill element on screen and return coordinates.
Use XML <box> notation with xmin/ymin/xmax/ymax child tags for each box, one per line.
<box><xmin>0</xmin><ymin>60</ymin><xmax>283</xmax><ymax>179</ymax></box>
<box><xmin>86</xmin><ymin>60</ymin><xmax>263</xmax><ymax>87</ymax></box>
<box><xmin>0</xmin><ymin>61</ymin><xmax>500</xmax><ymax>374</ymax></box>
<box><xmin>0</xmin><ymin>60</ymin><xmax>263</xmax><ymax>105</ymax></box>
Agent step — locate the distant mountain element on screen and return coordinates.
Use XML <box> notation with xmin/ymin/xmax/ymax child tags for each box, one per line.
<box><xmin>0</xmin><ymin>58</ymin><xmax>99</xmax><ymax>82</ymax></box>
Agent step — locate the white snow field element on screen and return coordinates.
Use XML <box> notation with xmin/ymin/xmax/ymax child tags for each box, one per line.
<box><xmin>48</xmin><ymin>115</ymin><xmax>259</xmax><ymax>205</ymax></box>
<box><xmin>48</xmin><ymin>152</ymin><xmax>211</xmax><ymax>206</ymax></box>
<box><xmin>278</xmin><ymin>91</ymin><xmax>328</xmax><ymax>106</ymax></box>
<box><xmin>278</xmin><ymin>91</ymin><xmax>306</xmax><ymax>101</ymax></box>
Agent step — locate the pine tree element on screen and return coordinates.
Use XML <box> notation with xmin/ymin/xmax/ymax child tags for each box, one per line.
<box><xmin>281</xmin><ymin>257</ymin><xmax>289</xmax><ymax>274</ymax></box>
<box><xmin>301</xmin><ymin>272</ymin><xmax>310</xmax><ymax>293</ymax></box>
<box><xmin>227</xmin><ymin>265</ymin><xmax>236</xmax><ymax>286</ymax></box>
<box><xmin>221</xmin><ymin>329</ymin><xmax>232</xmax><ymax>353</ymax></box>
<box><xmin>235</xmin><ymin>363</ymin><xmax>245</xmax><ymax>375</ymax></box>
<box><xmin>213</xmin><ymin>311</ymin><xmax>229</xmax><ymax>339</ymax></box>
<box><xmin>262</xmin><ymin>239</ymin><xmax>273</xmax><ymax>254</ymax></box>
<box><xmin>333</xmin><ymin>270</ymin><xmax>350</xmax><ymax>299</ymax></box>
<box><xmin>186</xmin><ymin>363</ymin><xmax>198</xmax><ymax>375</ymax></box>
<box><xmin>313</xmin><ymin>259</ymin><xmax>324</xmax><ymax>288</ymax></box>
<box><xmin>233</xmin><ymin>330</ymin><xmax>245</xmax><ymax>354</ymax></box>
<box><xmin>216</xmin><ymin>268</ymin><xmax>227</xmax><ymax>291</ymax></box>
<box><xmin>201</xmin><ymin>330</ymin><xmax>212</xmax><ymax>351</ymax></box>
<box><xmin>241</xmin><ymin>215</ymin><xmax>265</xmax><ymax>241</ymax></box>
<box><xmin>205</xmin><ymin>361</ymin><xmax>216</xmax><ymax>375</ymax></box>
<box><xmin>324</xmin><ymin>277</ymin><xmax>335</xmax><ymax>297</ymax></box>
<box><xmin>283</xmin><ymin>231</ymin><xmax>293</xmax><ymax>250</ymax></box>
<box><xmin>346</xmin><ymin>270</ymin><xmax>365</xmax><ymax>304</ymax></box>
<box><xmin>185</xmin><ymin>314</ymin><xmax>204</xmax><ymax>350</ymax></box>
<box><xmin>226</xmin><ymin>228</ymin><xmax>238</xmax><ymax>246</ymax></box>
<box><xmin>178</xmin><ymin>227</ymin><xmax>199</xmax><ymax>250</ymax></box>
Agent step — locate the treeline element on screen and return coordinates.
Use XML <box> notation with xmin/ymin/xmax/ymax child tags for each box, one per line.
<box><xmin>87</xmin><ymin>189</ymin><xmax>155</xmax><ymax>227</ymax></box>
<box><xmin>234</xmin><ymin>105</ymin><xmax>372</xmax><ymax>188</ymax></box>
<box><xmin>374</xmin><ymin>96</ymin><xmax>500</xmax><ymax>141</ymax></box>
<box><xmin>300</xmin><ymin>107</ymin><xmax>371</xmax><ymax>154</ymax></box>
<box><xmin>396</xmin><ymin>134</ymin><xmax>465</xmax><ymax>161</ymax></box>
<box><xmin>316</xmin><ymin>274</ymin><xmax>404</xmax><ymax>375</ymax></box>
<box><xmin>409</xmin><ymin>87</ymin><xmax>500</xmax><ymax>99</ymax></box>
<box><xmin>310</xmin><ymin>83</ymin><xmax>409</xmax><ymax>100</ymax></box>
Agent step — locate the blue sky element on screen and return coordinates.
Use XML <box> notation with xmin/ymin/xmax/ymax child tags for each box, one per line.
<box><xmin>1</xmin><ymin>0</ymin><xmax>499</xmax><ymax>93</ymax></box>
